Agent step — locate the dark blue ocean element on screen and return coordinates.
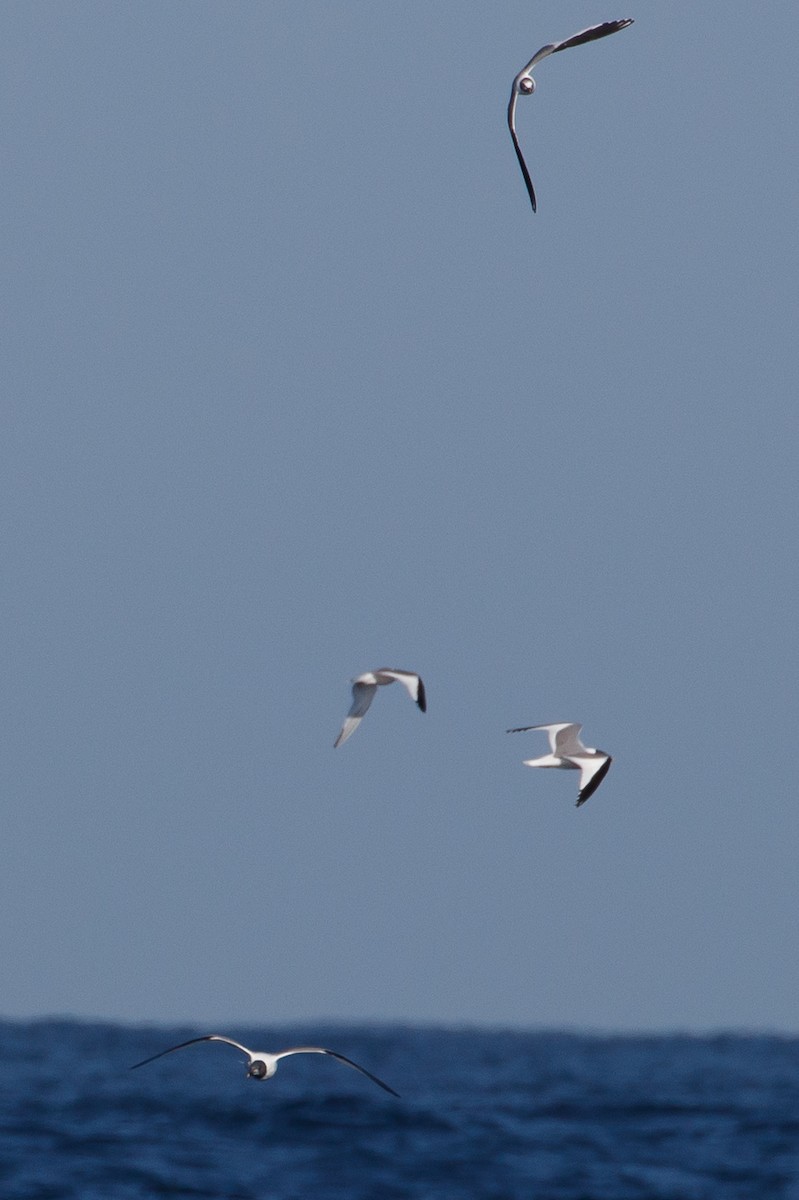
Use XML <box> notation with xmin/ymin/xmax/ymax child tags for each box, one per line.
<box><xmin>2</xmin><ymin>1021</ymin><xmax>798</xmax><ymax>1199</ymax></box>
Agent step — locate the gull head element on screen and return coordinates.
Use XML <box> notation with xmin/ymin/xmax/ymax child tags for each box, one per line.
<box><xmin>518</xmin><ymin>76</ymin><xmax>535</xmax><ymax>96</ymax></box>
<box><xmin>247</xmin><ymin>1059</ymin><xmax>268</xmax><ymax>1080</ymax></box>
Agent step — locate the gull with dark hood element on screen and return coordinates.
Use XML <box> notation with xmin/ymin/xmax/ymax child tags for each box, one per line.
<box><xmin>507</xmin><ymin>722</ymin><xmax>612</xmax><ymax>806</ymax></box>
<box><xmin>334</xmin><ymin>668</ymin><xmax>426</xmax><ymax>748</ymax></box>
<box><xmin>508</xmin><ymin>19</ymin><xmax>634</xmax><ymax>212</ymax></box>
<box><xmin>131</xmin><ymin>1033</ymin><xmax>399</xmax><ymax>1096</ymax></box>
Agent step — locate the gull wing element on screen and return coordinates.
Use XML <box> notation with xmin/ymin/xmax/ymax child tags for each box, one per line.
<box><xmin>274</xmin><ymin>1046</ymin><xmax>400</xmax><ymax>1097</ymax></box>
<box><xmin>130</xmin><ymin>1034</ymin><xmax>251</xmax><ymax>1070</ymax></box>
<box><xmin>377</xmin><ymin>669</ymin><xmax>426</xmax><ymax>712</ymax></box>
<box><xmin>569</xmin><ymin>754</ymin><xmax>612</xmax><ymax>806</ymax></box>
<box><xmin>551</xmin><ymin>724</ymin><xmax>585</xmax><ymax>755</ymax></box>
<box><xmin>507</xmin><ymin>723</ymin><xmax>581</xmax><ymax>755</ymax></box>
<box><xmin>517</xmin><ymin>19</ymin><xmax>634</xmax><ymax>78</ymax></box>
<box><xmin>548</xmin><ymin>19</ymin><xmax>634</xmax><ymax>60</ymax></box>
<box><xmin>507</xmin><ymin>90</ymin><xmax>537</xmax><ymax>213</ymax></box>
<box><xmin>334</xmin><ymin>681</ymin><xmax>377</xmax><ymax>748</ymax></box>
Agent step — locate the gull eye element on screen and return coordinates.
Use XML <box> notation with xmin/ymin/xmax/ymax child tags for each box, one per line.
<box><xmin>248</xmin><ymin>1060</ymin><xmax>267</xmax><ymax>1079</ymax></box>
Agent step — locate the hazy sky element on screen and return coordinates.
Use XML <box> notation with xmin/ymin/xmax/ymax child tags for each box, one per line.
<box><xmin>2</xmin><ymin>1</ymin><xmax>798</xmax><ymax>1032</ymax></box>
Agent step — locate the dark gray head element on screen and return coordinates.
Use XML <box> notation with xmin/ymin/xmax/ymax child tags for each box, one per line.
<box><xmin>247</xmin><ymin>1059</ymin><xmax>267</xmax><ymax>1079</ymax></box>
<box><xmin>519</xmin><ymin>76</ymin><xmax>535</xmax><ymax>95</ymax></box>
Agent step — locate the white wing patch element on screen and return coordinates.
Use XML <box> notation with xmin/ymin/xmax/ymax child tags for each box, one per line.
<box><xmin>569</xmin><ymin>755</ymin><xmax>612</xmax><ymax>806</ymax></box>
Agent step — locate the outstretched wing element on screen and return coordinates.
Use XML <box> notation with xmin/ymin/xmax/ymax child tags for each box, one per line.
<box><xmin>570</xmin><ymin>754</ymin><xmax>612</xmax><ymax>806</ymax></box>
<box><xmin>517</xmin><ymin>18</ymin><xmax>634</xmax><ymax>78</ymax></box>
<box><xmin>377</xmin><ymin>669</ymin><xmax>426</xmax><ymax>712</ymax></box>
<box><xmin>334</xmin><ymin>682</ymin><xmax>377</xmax><ymax>748</ymax></box>
<box><xmin>507</xmin><ymin>723</ymin><xmax>581</xmax><ymax>755</ymax></box>
<box><xmin>551</xmin><ymin>724</ymin><xmax>584</xmax><ymax>754</ymax></box>
<box><xmin>130</xmin><ymin>1034</ymin><xmax>250</xmax><ymax>1070</ymax></box>
<box><xmin>275</xmin><ymin>1046</ymin><xmax>400</xmax><ymax>1097</ymax></box>
<box><xmin>507</xmin><ymin>90</ymin><xmax>537</xmax><ymax>213</ymax></box>
<box><xmin>549</xmin><ymin>19</ymin><xmax>634</xmax><ymax>60</ymax></box>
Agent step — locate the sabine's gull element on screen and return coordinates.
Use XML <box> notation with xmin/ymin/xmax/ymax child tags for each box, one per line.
<box><xmin>131</xmin><ymin>1033</ymin><xmax>399</xmax><ymax>1096</ymax></box>
<box><xmin>334</xmin><ymin>668</ymin><xmax>426</xmax><ymax>748</ymax></box>
<box><xmin>508</xmin><ymin>19</ymin><xmax>634</xmax><ymax>213</ymax></box>
<box><xmin>507</xmin><ymin>722</ymin><xmax>612</xmax><ymax>805</ymax></box>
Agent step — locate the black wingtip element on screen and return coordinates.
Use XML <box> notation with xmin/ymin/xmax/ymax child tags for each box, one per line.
<box><xmin>508</xmin><ymin>106</ymin><xmax>538</xmax><ymax>215</ymax></box>
<box><xmin>324</xmin><ymin>1049</ymin><xmax>401</xmax><ymax>1098</ymax></box>
<box><xmin>576</xmin><ymin>755</ymin><xmax>612</xmax><ymax>806</ymax></box>
<box><xmin>416</xmin><ymin>679</ymin><xmax>427</xmax><ymax>712</ymax></box>
<box><xmin>130</xmin><ymin>1052</ymin><xmax>159</xmax><ymax>1070</ymax></box>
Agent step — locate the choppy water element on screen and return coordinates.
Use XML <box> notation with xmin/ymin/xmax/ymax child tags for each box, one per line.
<box><xmin>1</xmin><ymin>1021</ymin><xmax>798</xmax><ymax>1198</ymax></box>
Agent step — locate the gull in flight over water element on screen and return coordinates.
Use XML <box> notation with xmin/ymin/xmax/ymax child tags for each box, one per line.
<box><xmin>131</xmin><ymin>1033</ymin><xmax>400</xmax><ymax>1097</ymax></box>
<box><xmin>334</xmin><ymin>668</ymin><xmax>426</xmax><ymax>748</ymax></box>
<box><xmin>507</xmin><ymin>723</ymin><xmax>612</xmax><ymax>806</ymax></box>
<box><xmin>508</xmin><ymin>18</ymin><xmax>634</xmax><ymax>212</ymax></box>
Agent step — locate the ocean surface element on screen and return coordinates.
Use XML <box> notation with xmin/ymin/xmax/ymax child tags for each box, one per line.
<box><xmin>1</xmin><ymin>1021</ymin><xmax>798</xmax><ymax>1199</ymax></box>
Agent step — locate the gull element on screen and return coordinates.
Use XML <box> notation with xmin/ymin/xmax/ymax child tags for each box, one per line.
<box><xmin>131</xmin><ymin>1033</ymin><xmax>400</xmax><ymax>1097</ymax></box>
<box><xmin>507</xmin><ymin>723</ymin><xmax>612</xmax><ymax>806</ymax></box>
<box><xmin>334</xmin><ymin>668</ymin><xmax>426</xmax><ymax>748</ymax></box>
<box><xmin>508</xmin><ymin>18</ymin><xmax>634</xmax><ymax>212</ymax></box>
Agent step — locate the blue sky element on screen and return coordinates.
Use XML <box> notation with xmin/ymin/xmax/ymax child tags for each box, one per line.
<box><xmin>2</xmin><ymin>1</ymin><xmax>798</xmax><ymax>1031</ymax></box>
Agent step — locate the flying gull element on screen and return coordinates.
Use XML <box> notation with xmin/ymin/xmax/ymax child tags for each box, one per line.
<box><xmin>508</xmin><ymin>19</ymin><xmax>634</xmax><ymax>212</ymax></box>
<box><xmin>334</xmin><ymin>668</ymin><xmax>426</xmax><ymax>748</ymax></box>
<box><xmin>507</xmin><ymin>722</ymin><xmax>612</xmax><ymax>805</ymax></box>
<box><xmin>131</xmin><ymin>1033</ymin><xmax>400</xmax><ymax>1097</ymax></box>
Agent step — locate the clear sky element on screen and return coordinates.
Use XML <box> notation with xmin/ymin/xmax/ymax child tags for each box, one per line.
<box><xmin>2</xmin><ymin>1</ymin><xmax>798</xmax><ymax>1032</ymax></box>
